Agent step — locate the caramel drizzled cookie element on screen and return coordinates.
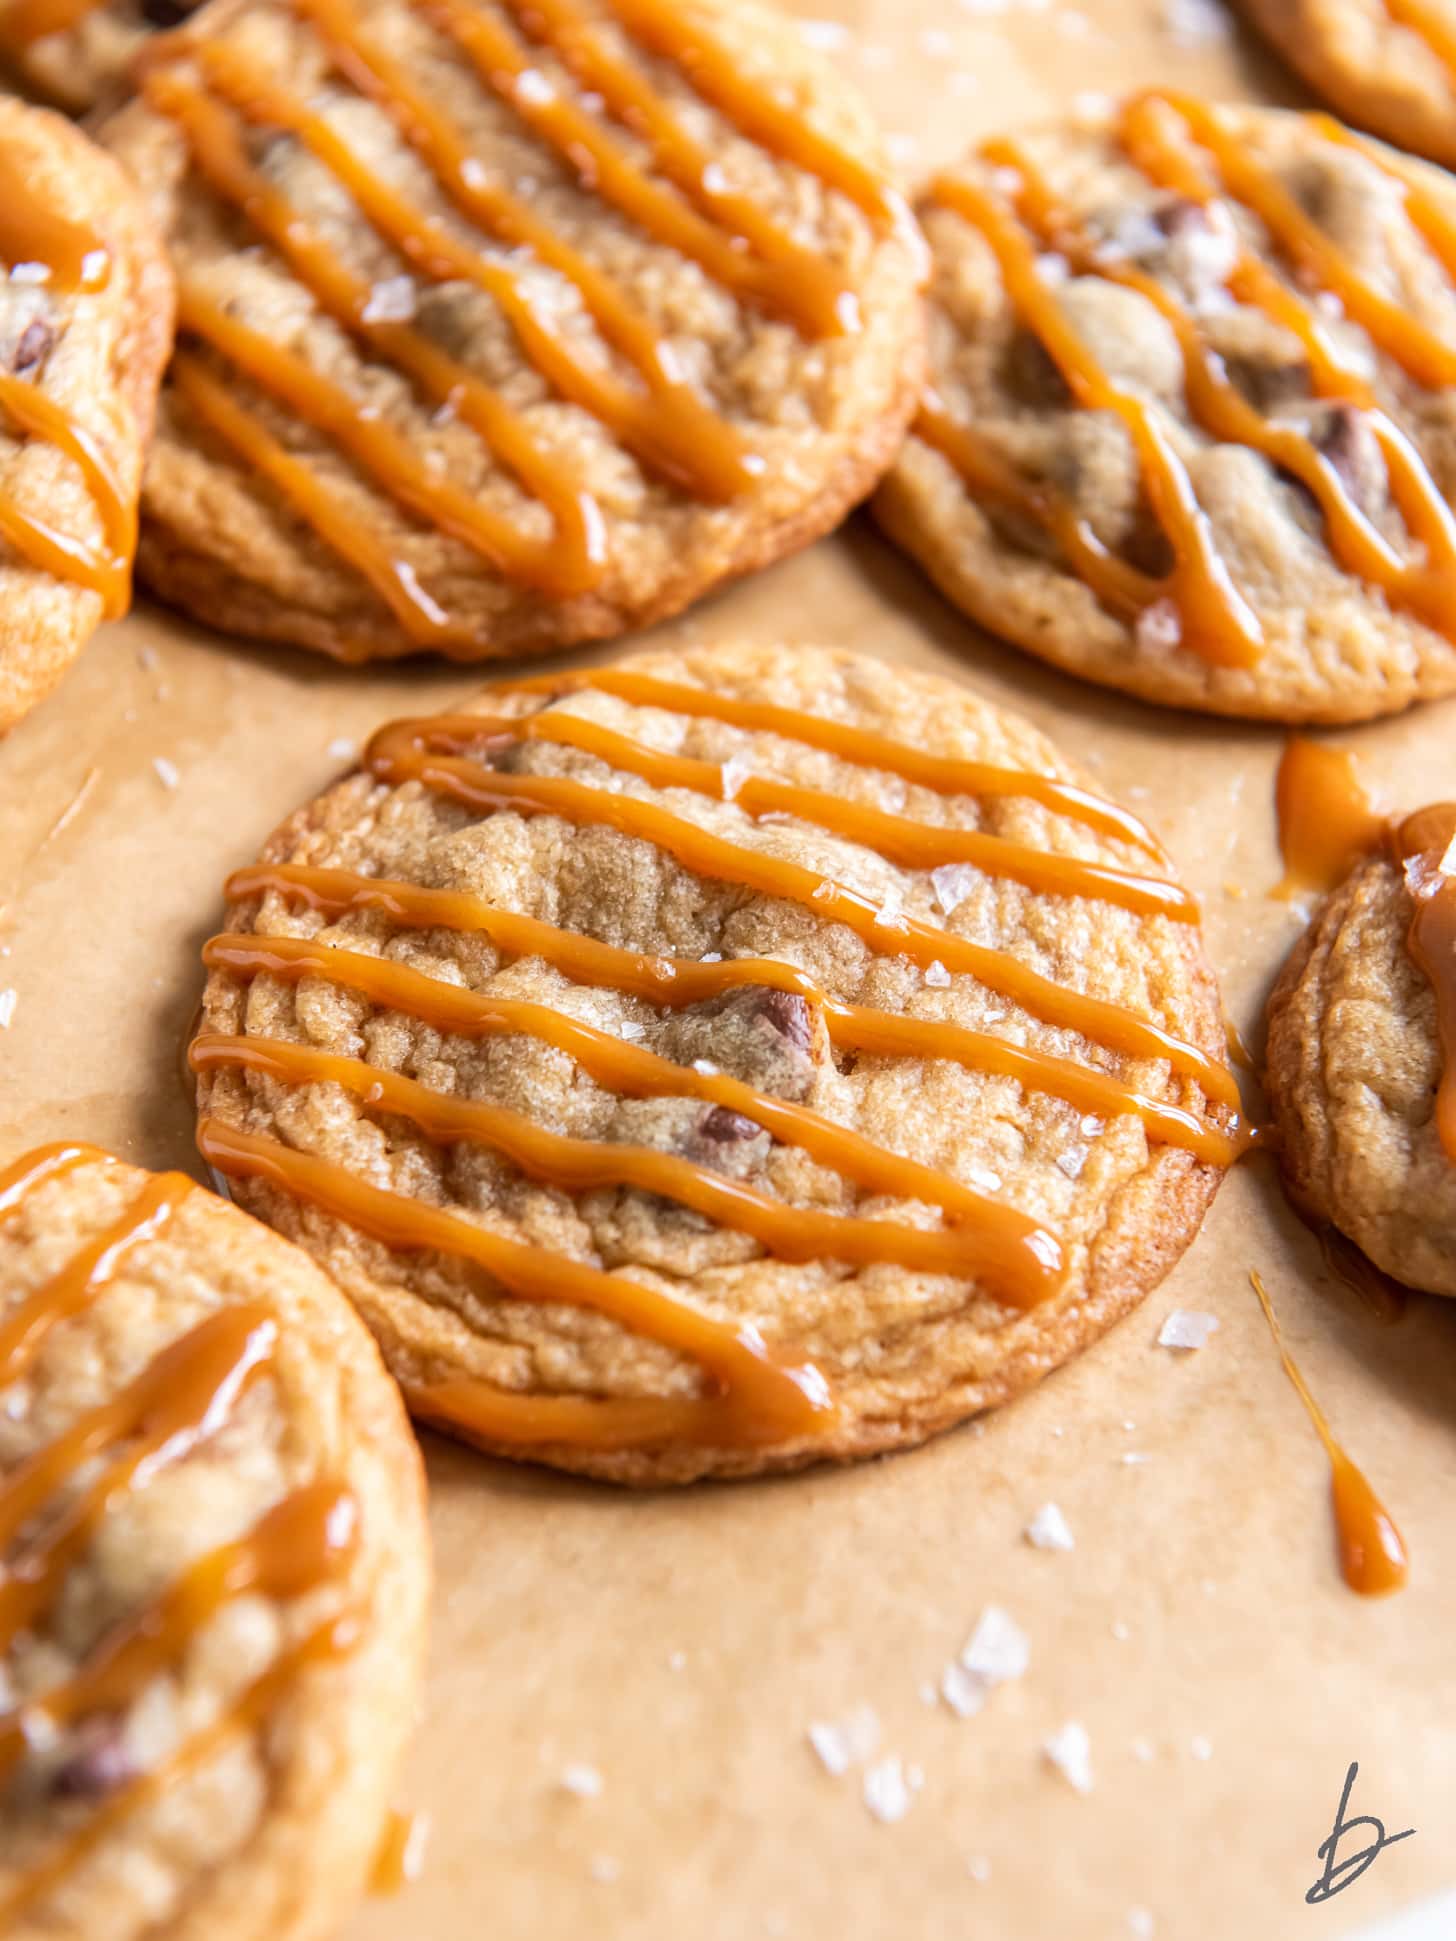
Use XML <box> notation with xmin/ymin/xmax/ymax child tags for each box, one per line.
<box><xmin>97</xmin><ymin>0</ymin><xmax>926</xmax><ymax>664</ymax></box>
<box><xmin>0</xmin><ymin>0</ymin><xmax>201</xmax><ymax>115</ymax></box>
<box><xmin>0</xmin><ymin>100</ymin><xmax>172</xmax><ymax>736</ymax></box>
<box><xmin>190</xmin><ymin>642</ymin><xmax>1243</xmax><ymax>1484</ymax></box>
<box><xmin>0</xmin><ymin>1142</ymin><xmax>430</xmax><ymax>1940</ymax></box>
<box><xmin>1235</xmin><ymin>0</ymin><xmax>1456</xmax><ymax>173</ymax></box>
<box><xmin>1268</xmin><ymin>797</ymin><xmax>1456</xmax><ymax>1296</ymax></box>
<box><xmin>875</xmin><ymin>95</ymin><xmax>1456</xmax><ymax>723</ymax></box>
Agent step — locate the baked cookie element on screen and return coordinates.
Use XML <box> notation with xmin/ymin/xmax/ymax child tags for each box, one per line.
<box><xmin>874</xmin><ymin>93</ymin><xmax>1456</xmax><ymax>723</ymax></box>
<box><xmin>190</xmin><ymin>642</ymin><xmax>1244</xmax><ymax>1485</ymax></box>
<box><xmin>96</xmin><ymin>0</ymin><xmax>926</xmax><ymax>665</ymax></box>
<box><xmin>1267</xmin><ymin>802</ymin><xmax>1456</xmax><ymax>1295</ymax></box>
<box><xmin>0</xmin><ymin>99</ymin><xmax>173</xmax><ymax>736</ymax></box>
<box><xmin>1234</xmin><ymin>0</ymin><xmax>1456</xmax><ymax>173</ymax></box>
<box><xmin>0</xmin><ymin>0</ymin><xmax>202</xmax><ymax>116</ymax></box>
<box><xmin>0</xmin><ymin>1141</ymin><xmax>430</xmax><ymax>1938</ymax></box>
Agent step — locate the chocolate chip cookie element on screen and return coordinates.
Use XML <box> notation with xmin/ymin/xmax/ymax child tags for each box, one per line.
<box><xmin>0</xmin><ymin>0</ymin><xmax>203</xmax><ymax>116</ymax></box>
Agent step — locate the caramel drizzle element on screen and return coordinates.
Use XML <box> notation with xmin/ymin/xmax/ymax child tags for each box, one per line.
<box><xmin>1382</xmin><ymin>0</ymin><xmax>1456</xmax><ymax>86</ymax></box>
<box><xmin>1273</xmin><ymin>743</ymin><xmax>1456</xmax><ymax>1165</ymax></box>
<box><xmin>0</xmin><ymin>1145</ymin><xmax>360</xmax><ymax>1917</ymax></box>
<box><xmin>142</xmin><ymin>0</ymin><xmax>909</xmax><ymax>640</ymax></box>
<box><xmin>921</xmin><ymin>91</ymin><xmax>1456</xmax><ymax>665</ymax></box>
<box><xmin>0</xmin><ymin>165</ymin><xmax>131</xmax><ymax>610</ymax></box>
<box><xmin>1249</xmin><ymin>1270</ymin><xmax>1408</xmax><ymax>1595</ymax></box>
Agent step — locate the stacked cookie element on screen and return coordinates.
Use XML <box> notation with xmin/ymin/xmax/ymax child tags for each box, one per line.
<box><xmin>0</xmin><ymin>0</ymin><xmax>1453</xmax><ymax>1933</ymax></box>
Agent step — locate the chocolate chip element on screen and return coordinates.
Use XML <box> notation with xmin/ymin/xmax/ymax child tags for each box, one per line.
<box><xmin>1220</xmin><ymin>350</ymin><xmax>1312</xmax><ymax>414</ymax></box>
<box><xmin>697</xmin><ymin>1105</ymin><xmax>762</xmax><ymax>1144</ymax></box>
<box><xmin>1119</xmin><ymin>514</ymin><xmax>1175</xmax><ymax>580</ymax></box>
<box><xmin>1003</xmin><ymin>328</ymin><xmax>1072</xmax><ymax>409</ymax></box>
<box><xmin>140</xmin><ymin>0</ymin><xmax>198</xmax><ymax>25</ymax></box>
<box><xmin>756</xmin><ymin>989</ymin><xmax>812</xmax><ymax>1055</ymax></box>
<box><xmin>51</xmin><ymin>1718</ymin><xmax>135</xmax><ymax>1799</ymax></box>
<box><xmin>1315</xmin><ymin>405</ymin><xmax>1387</xmax><ymax>515</ymax></box>
<box><xmin>11</xmin><ymin>318</ymin><xmax>52</xmax><ymax>377</ymax></box>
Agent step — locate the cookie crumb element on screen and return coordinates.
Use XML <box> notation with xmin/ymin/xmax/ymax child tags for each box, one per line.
<box><xmin>151</xmin><ymin>756</ymin><xmax>179</xmax><ymax>790</ymax></box>
<box><xmin>0</xmin><ymin>990</ymin><xmax>15</xmax><ymax>1030</ymax></box>
<box><xmin>862</xmin><ymin>1755</ymin><xmax>914</xmax><ymax>1824</ymax></box>
<box><xmin>960</xmin><ymin>1605</ymin><xmax>1029</xmax><ymax>1684</ymax></box>
<box><xmin>807</xmin><ymin>1703</ymin><xmax>880</xmax><ymax>1777</ymax></box>
<box><xmin>560</xmin><ymin>1763</ymin><xmax>603</xmax><ymax>1799</ymax></box>
<box><xmin>1042</xmin><ymin>1721</ymin><xmax>1094</xmax><ymax>1794</ymax></box>
<box><xmin>1025</xmin><ymin>1502</ymin><xmax>1075</xmax><ymax>1551</ymax></box>
<box><xmin>1158</xmin><ymin>1310</ymin><xmax>1219</xmax><ymax>1351</ymax></box>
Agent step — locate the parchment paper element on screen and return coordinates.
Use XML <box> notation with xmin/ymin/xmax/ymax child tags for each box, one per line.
<box><xmin>2</xmin><ymin>3</ymin><xmax>1454</xmax><ymax>1935</ymax></box>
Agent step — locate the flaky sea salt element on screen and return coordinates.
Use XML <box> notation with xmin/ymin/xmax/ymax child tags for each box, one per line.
<box><xmin>967</xmin><ymin>1855</ymin><xmax>992</xmax><ymax>1883</ymax></box>
<box><xmin>692</xmin><ymin>1059</ymin><xmax>719</xmax><ymax>1076</ymax></box>
<box><xmin>863</xmin><ymin>1755</ymin><xmax>914</xmax><ymax>1825</ymax></box>
<box><xmin>720</xmin><ymin>755</ymin><xmax>753</xmax><ymax>801</ymax></box>
<box><xmin>560</xmin><ymin>1763</ymin><xmax>602</xmax><ymax>1799</ymax></box>
<box><xmin>1025</xmin><ymin>1502</ymin><xmax>1075</xmax><ymax>1552</ymax></box>
<box><xmin>326</xmin><ymin>736</ymin><xmax>359</xmax><ymax>762</ymax></box>
<box><xmin>0</xmin><ymin>990</ymin><xmax>15</xmax><ymax>1030</ymax></box>
<box><xmin>1135</xmin><ymin>598</ymin><xmax>1182</xmax><ymax>657</ymax></box>
<box><xmin>961</xmin><ymin>1606</ymin><xmax>1029</xmax><ymax>1685</ymax></box>
<box><xmin>514</xmin><ymin>67</ymin><xmax>556</xmax><ymax>105</ymax></box>
<box><xmin>798</xmin><ymin>17</ymin><xmax>849</xmax><ymax>48</ymax></box>
<box><xmin>1161</xmin><ymin>0</ymin><xmax>1228</xmax><ymax>43</ymax></box>
<box><xmin>807</xmin><ymin>1703</ymin><xmax>880</xmax><ymax>1778</ymax></box>
<box><xmin>940</xmin><ymin>1660</ymin><xmax>988</xmax><ymax>1719</ymax></box>
<box><xmin>932</xmin><ymin>862</ymin><xmax>977</xmax><ymax>915</ymax></box>
<box><xmin>152</xmin><ymin>757</ymin><xmax>179</xmax><ymax>790</ymax></box>
<box><xmin>1111</xmin><ymin>1619</ymin><xmax>1131</xmax><ymax>1642</ymax></box>
<box><xmin>924</xmin><ymin>960</ymin><xmax>951</xmax><ymax>988</ymax></box>
<box><xmin>1121</xmin><ymin>1451</ymin><xmax>1151</xmax><ymax>1466</ymax></box>
<box><xmin>1190</xmin><ymin>1736</ymin><xmax>1213</xmax><ymax>1761</ymax></box>
<box><xmin>1132</xmin><ymin>1737</ymin><xmax>1155</xmax><ymax>1763</ymax></box>
<box><xmin>1158</xmin><ymin>1310</ymin><xmax>1220</xmax><ymax>1351</ymax></box>
<box><xmin>1043</xmin><ymin>1721</ymin><xmax>1094</xmax><ymax>1794</ymax></box>
<box><xmin>1055</xmin><ymin>1144</ymin><xmax>1088</xmax><ymax>1180</ymax></box>
<box><xmin>589</xmin><ymin>1855</ymin><xmax>619</xmax><ymax>1884</ymax></box>
<box><xmin>1128</xmin><ymin>1909</ymin><xmax>1156</xmax><ymax>1938</ymax></box>
<box><xmin>361</xmin><ymin>274</ymin><xmax>417</xmax><ymax>323</ymax></box>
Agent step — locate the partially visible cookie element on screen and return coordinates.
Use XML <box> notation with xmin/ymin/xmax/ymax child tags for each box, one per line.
<box><xmin>0</xmin><ymin>0</ymin><xmax>202</xmax><ymax>116</ymax></box>
<box><xmin>0</xmin><ymin>99</ymin><xmax>173</xmax><ymax>736</ymax></box>
<box><xmin>0</xmin><ymin>1142</ymin><xmax>430</xmax><ymax>1940</ymax></box>
<box><xmin>875</xmin><ymin>94</ymin><xmax>1456</xmax><ymax>723</ymax></box>
<box><xmin>1267</xmin><ymin>804</ymin><xmax>1456</xmax><ymax>1295</ymax></box>
<box><xmin>191</xmin><ymin>641</ymin><xmax>1242</xmax><ymax>1485</ymax></box>
<box><xmin>97</xmin><ymin>0</ymin><xmax>925</xmax><ymax>664</ymax></box>
<box><xmin>1234</xmin><ymin>0</ymin><xmax>1456</xmax><ymax>172</ymax></box>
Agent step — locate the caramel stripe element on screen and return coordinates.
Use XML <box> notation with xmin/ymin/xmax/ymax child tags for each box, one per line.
<box><xmin>294</xmin><ymin>0</ymin><xmax>759</xmax><ymax>501</ymax></box>
<box><xmin>1383</xmin><ymin>0</ymin><xmax>1456</xmax><ymax>83</ymax></box>
<box><xmin>928</xmin><ymin>167</ymin><xmax>1263</xmax><ymax>669</ymax></box>
<box><xmin>0</xmin><ymin>158</ymin><xmax>109</xmax><ymax>292</ymax></box>
<box><xmin>197</xmin><ymin>1114</ymin><xmax>838</xmax><ymax>1434</ymax></box>
<box><xmin>202</xmin><ymin>928</ymin><xmax>1240</xmax><ymax>1163</ymax></box>
<box><xmin>409</xmin><ymin>707</ymin><xmax>1195</xmax><ymax>917</ymax></box>
<box><xmin>0</xmin><ymin>1141</ymin><xmax>101</xmax><ymax>1217</ymax></box>
<box><xmin>191</xmin><ymin>1030</ymin><xmax>1065</xmax><ymax>1296</ymax></box>
<box><xmin>364</xmin><ymin>719</ymin><xmax>1232</xmax><ymax>1091</ymax></box>
<box><xmin>405</xmin><ymin>1378</ymin><xmax>743</xmax><ymax>1450</ymax></box>
<box><xmin>422</xmin><ymin>0</ymin><xmax>850</xmax><ymax>337</ymax></box>
<box><xmin>507</xmin><ymin>667</ymin><xmax>1166</xmax><ymax>852</ymax></box>
<box><xmin>0</xmin><ymin>0</ymin><xmax>95</xmax><ymax>50</ymax></box>
<box><xmin>0</xmin><ymin>1482</ymin><xmax>356</xmax><ymax>1788</ymax></box>
<box><xmin>1392</xmin><ymin>804</ymin><xmax>1456</xmax><ymax>1164</ymax></box>
<box><xmin>170</xmin><ymin>352</ymin><xmax>480</xmax><ymax>655</ymax></box>
<box><xmin>0</xmin><ymin>1308</ymin><xmax>277</xmax><ymax>1652</ymax></box>
<box><xmin>224</xmin><ymin>859</ymin><xmax>1244</xmax><ymax>1134</ymax></box>
<box><xmin>500</xmin><ymin>0</ymin><xmax>860</xmax><ymax>329</ymax></box>
<box><xmin>0</xmin><ymin>1615</ymin><xmax>359</xmax><ymax>1928</ymax></box>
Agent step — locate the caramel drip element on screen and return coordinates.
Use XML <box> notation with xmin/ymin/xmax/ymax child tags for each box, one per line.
<box><xmin>0</xmin><ymin>1148</ymin><xmax>361</xmax><ymax>1919</ymax></box>
<box><xmin>365</xmin><ymin>715</ymin><xmax>1233</xmax><ymax>1091</ymax></box>
<box><xmin>507</xmin><ymin>667</ymin><xmax>1167</xmax><ymax>852</ymax></box>
<box><xmin>0</xmin><ymin>1483</ymin><xmax>356</xmax><ymax>1787</ymax></box>
<box><xmin>384</xmin><ymin>707</ymin><xmax>1197</xmax><ymax>920</ymax></box>
<box><xmin>294</xmin><ymin>0</ymin><xmax>758</xmax><ymax>501</ymax></box>
<box><xmin>0</xmin><ymin>1615</ymin><xmax>358</xmax><ymax>1928</ymax></box>
<box><xmin>991</xmin><ymin>134</ymin><xmax>1456</xmax><ymax>654</ymax></box>
<box><xmin>422</xmin><ymin>0</ymin><xmax>852</xmax><ymax>337</ymax></box>
<box><xmin>1273</xmin><ymin>736</ymin><xmax>1389</xmax><ymax>897</ymax></box>
<box><xmin>191</xmin><ymin>1029</ymin><xmax>1065</xmax><ymax>1297</ymax></box>
<box><xmin>1249</xmin><ymin>1270</ymin><xmax>1408</xmax><ymax>1594</ymax></box>
<box><xmin>195</xmin><ymin>1114</ymin><xmax>838</xmax><ymax>1443</ymax></box>
<box><xmin>1383</xmin><ymin>0</ymin><xmax>1456</xmax><ymax>83</ymax></box>
<box><xmin>0</xmin><ymin>1307</ymin><xmax>276</xmax><ymax>1652</ymax></box>
<box><xmin>220</xmin><ymin>865</ymin><xmax>1243</xmax><ymax>1157</ymax></box>
<box><xmin>1392</xmin><ymin>804</ymin><xmax>1456</xmax><ymax>1164</ymax></box>
<box><xmin>927</xmin><ymin>167</ymin><xmax>1263</xmax><ymax>669</ymax></box>
<box><xmin>499</xmin><ymin>0</ymin><xmax>859</xmax><ymax>329</ymax></box>
<box><xmin>0</xmin><ymin>156</ymin><xmax>108</xmax><ymax>291</ymax></box>
<box><xmin>371</xmin><ymin>1807</ymin><xmax>428</xmax><ymax>1895</ymax></box>
<box><xmin>600</xmin><ymin>0</ymin><xmax>921</xmax><ymax>251</ymax></box>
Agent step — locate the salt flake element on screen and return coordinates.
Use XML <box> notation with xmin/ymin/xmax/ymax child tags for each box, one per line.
<box><xmin>960</xmin><ymin>1605</ymin><xmax>1029</xmax><ymax>1685</ymax></box>
<box><xmin>1043</xmin><ymin>1720</ymin><xmax>1094</xmax><ymax>1794</ymax></box>
<box><xmin>862</xmin><ymin>1755</ymin><xmax>914</xmax><ymax>1825</ymax></box>
<box><xmin>720</xmin><ymin>756</ymin><xmax>754</xmax><ymax>802</ymax></box>
<box><xmin>924</xmin><ymin>960</ymin><xmax>951</xmax><ymax>988</ymax></box>
<box><xmin>1025</xmin><ymin>1502</ymin><xmax>1075</xmax><ymax>1552</ymax></box>
<box><xmin>326</xmin><ymin>736</ymin><xmax>359</xmax><ymax>762</ymax></box>
<box><xmin>0</xmin><ymin>990</ymin><xmax>15</xmax><ymax>1029</ymax></box>
<box><xmin>940</xmin><ymin>1660</ymin><xmax>988</xmax><ymax>1719</ymax></box>
<box><xmin>559</xmin><ymin>1763</ymin><xmax>602</xmax><ymax>1799</ymax></box>
<box><xmin>932</xmin><ymin>862</ymin><xmax>977</xmax><ymax>915</ymax></box>
<box><xmin>967</xmin><ymin>1855</ymin><xmax>992</xmax><ymax>1883</ymax></box>
<box><xmin>807</xmin><ymin>1703</ymin><xmax>880</xmax><ymax>1778</ymax></box>
<box><xmin>1158</xmin><ymin>1309</ymin><xmax>1219</xmax><ymax>1352</ymax></box>
<box><xmin>361</xmin><ymin>275</ymin><xmax>417</xmax><ymax>323</ymax></box>
<box><xmin>152</xmin><ymin>757</ymin><xmax>179</xmax><ymax>790</ymax></box>
<box><xmin>1128</xmin><ymin>1910</ymin><xmax>1156</xmax><ymax>1938</ymax></box>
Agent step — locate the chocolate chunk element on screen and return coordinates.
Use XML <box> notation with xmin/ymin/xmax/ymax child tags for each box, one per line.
<box><xmin>1316</xmin><ymin>405</ymin><xmax>1387</xmax><ymax>515</ymax></box>
<box><xmin>141</xmin><ymin>0</ymin><xmax>198</xmax><ymax>25</ymax></box>
<box><xmin>11</xmin><ymin>318</ymin><xmax>52</xmax><ymax>377</ymax></box>
<box><xmin>756</xmin><ymin>989</ymin><xmax>812</xmax><ymax>1055</ymax></box>
<box><xmin>1002</xmin><ymin>329</ymin><xmax>1072</xmax><ymax>409</ymax></box>
<box><xmin>697</xmin><ymin>1105</ymin><xmax>763</xmax><ymax>1144</ymax></box>
<box><xmin>1120</xmin><ymin>514</ymin><xmax>1175</xmax><ymax>580</ymax></box>
<box><xmin>1220</xmin><ymin>349</ymin><xmax>1312</xmax><ymax>414</ymax></box>
<box><xmin>51</xmin><ymin>1718</ymin><xmax>135</xmax><ymax>1799</ymax></box>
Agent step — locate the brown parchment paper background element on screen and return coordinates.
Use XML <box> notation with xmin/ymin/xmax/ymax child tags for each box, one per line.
<box><xmin>2</xmin><ymin>2</ymin><xmax>1456</xmax><ymax>1934</ymax></box>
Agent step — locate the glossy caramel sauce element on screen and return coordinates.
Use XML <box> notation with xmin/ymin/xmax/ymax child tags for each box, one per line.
<box><xmin>0</xmin><ymin>165</ymin><xmax>131</xmax><ymax>609</ymax></box>
<box><xmin>197</xmin><ymin>676</ymin><xmax>1246</xmax><ymax>1454</ymax></box>
<box><xmin>1382</xmin><ymin>0</ymin><xmax>1456</xmax><ymax>84</ymax></box>
<box><xmin>1248</xmin><ymin>1270</ymin><xmax>1408</xmax><ymax>1594</ymax></box>
<box><xmin>0</xmin><ymin>1143</ymin><xmax>359</xmax><ymax>1923</ymax></box>
<box><xmin>138</xmin><ymin>0</ymin><xmax>913</xmax><ymax>644</ymax></box>
<box><xmin>921</xmin><ymin>91</ymin><xmax>1456</xmax><ymax>668</ymax></box>
<box><xmin>1273</xmin><ymin>737</ymin><xmax>1389</xmax><ymax>898</ymax></box>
